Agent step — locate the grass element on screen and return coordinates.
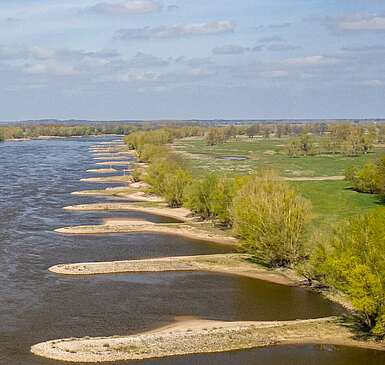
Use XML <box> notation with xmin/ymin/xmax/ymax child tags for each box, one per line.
<box><xmin>292</xmin><ymin>180</ymin><xmax>383</xmax><ymax>230</ymax></box>
<box><xmin>174</xmin><ymin>137</ymin><xmax>385</xmax><ymax>177</ymax></box>
<box><xmin>174</xmin><ymin>136</ymin><xmax>385</xmax><ymax>229</ymax></box>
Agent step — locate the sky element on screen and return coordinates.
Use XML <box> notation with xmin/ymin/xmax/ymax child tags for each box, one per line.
<box><xmin>1</xmin><ymin>0</ymin><xmax>385</xmax><ymax>121</ymax></box>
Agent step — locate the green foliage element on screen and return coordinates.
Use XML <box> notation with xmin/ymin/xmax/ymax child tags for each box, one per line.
<box><xmin>232</xmin><ymin>171</ymin><xmax>311</xmax><ymax>267</ymax></box>
<box><xmin>131</xmin><ymin>167</ymin><xmax>141</xmax><ymax>183</ymax></box>
<box><xmin>204</xmin><ymin>128</ymin><xmax>227</xmax><ymax>146</ymax></box>
<box><xmin>138</xmin><ymin>144</ymin><xmax>168</xmax><ymax>163</ymax></box>
<box><xmin>287</xmin><ymin>133</ymin><xmax>315</xmax><ymax>157</ymax></box>
<box><xmin>163</xmin><ymin>168</ymin><xmax>192</xmax><ymax>208</ymax></box>
<box><xmin>0</xmin><ymin>123</ymin><xmax>136</xmax><ymax>139</ymax></box>
<box><xmin>309</xmin><ymin>208</ymin><xmax>385</xmax><ymax>337</ymax></box>
<box><xmin>145</xmin><ymin>154</ymin><xmax>191</xmax><ymax>208</ymax></box>
<box><xmin>183</xmin><ymin>174</ymin><xmax>237</xmax><ymax>225</ymax></box>
<box><xmin>346</xmin><ymin>155</ymin><xmax>385</xmax><ymax>194</ymax></box>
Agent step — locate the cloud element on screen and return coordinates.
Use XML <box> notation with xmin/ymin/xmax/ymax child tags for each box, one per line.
<box><xmin>256</xmin><ymin>23</ymin><xmax>291</xmax><ymax>31</ymax></box>
<box><xmin>212</xmin><ymin>44</ymin><xmax>249</xmax><ymax>55</ymax></box>
<box><xmin>285</xmin><ymin>55</ymin><xmax>338</xmax><ymax>66</ymax></box>
<box><xmin>258</xmin><ymin>35</ymin><xmax>283</xmax><ymax>43</ymax></box>
<box><xmin>167</xmin><ymin>5</ymin><xmax>179</xmax><ymax>11</ymax></box>
<box><xmin>85</xmin><ymin>0</ymin><xmax>161</xmax><ymax>15</ymax></box>
<box><xmin>260</xmin><ymin>70</ymin><xmax>289</xmax><ymax>78</ymax></box>
<box><xmin>339</xmin><ymin>16</ymin><xmax>385</xmax><ymax>31</ymax></box>
<box><xmin>126</xmin><ymin>52</ymin><xmax>169</xmax><ymax>67</ymax></box>
<box><xmin>266</xmin><ymin>44</ymin><xmax>300</xmax><ymax>52</ymax></box>
<box><xmin>115</xmin><ymin>20</ymin><xmax>235</xmax><ymax>40</ymax></box>
<box><xmin>341</xmin><ymin>45</ymin><xmax>385</xmax><ymax>52</ymax></box>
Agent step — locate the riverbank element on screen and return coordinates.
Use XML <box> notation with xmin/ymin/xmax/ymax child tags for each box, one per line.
<box><xmin>49</xmin><ymin>254</ymin><xmax>298</xmax><ymax>285</ymax></box>
<box><xmin>64</xmin><ymin>203</ymin><xmax>192</xmax><ymax>221</ymax></box>
<box><xmin>86</xmin><ymin>168</ymin><xmax>118</xmax><ymax>173</ymax></box>
<box><xmin>54</xmin><ymin>222</ymin><xmax>238</xmax><ymax>245</ymax></box>
<box><xmin>30</xmin><ymin>317</ymin><xmax>385</xmax><ymax>363</ymax></box>
<box><xmin>80</xmin><ymin>176</ymin><xmax>133</xmax><ymax>184</ymax></box>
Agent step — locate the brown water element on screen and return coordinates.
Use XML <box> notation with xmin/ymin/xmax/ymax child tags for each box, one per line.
<box><xmin>0</xmin><ymin>137</ymin><xmax>383</xmax><ymax>365</ymax></box>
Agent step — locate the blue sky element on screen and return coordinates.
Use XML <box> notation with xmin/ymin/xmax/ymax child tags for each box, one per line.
<box><xmin>1</xmin><ymin>0</ymin><xmax>385</xmax><ymax>120</ymax></box>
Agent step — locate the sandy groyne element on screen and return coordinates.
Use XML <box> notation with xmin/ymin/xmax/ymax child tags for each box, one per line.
<box><xmin>86</xmin><ymin>168</ymin><xmax>118</xmax><ymax>174</ymax></box>
<box><xmin>64</xmin><ymin>203</ymin><xmax>191</xmax><ymax>221</ymax></box>
<box><xmin>31</xmin><ymin>317</ymin><xmax>384</xmax><ymax>363</ymax></box>
<box><xmin>95</xmin><ymin>161</ymin><xmax>131</xmax><ymax>166</ymax></box>
<box><xmin>54</xmin><ymin>222</ymin><xmax>238</xmax><ymax>245</ymax></box>
<box><xmin>80</xmin><ymin>176</ymin><xmax>133</xmax><ymax>184</ymax></box>
<box><xmin>49</xmin><ymin>253</ymin><xmax>299</xmax><ymax>285</ymax></box>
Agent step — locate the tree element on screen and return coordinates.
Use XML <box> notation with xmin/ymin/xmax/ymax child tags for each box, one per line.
<box><xmin>309</xmin><ymin>208</ymin><xmax>385</xmax><ymax>337</ymax></box>
<box><xmin>345</xmin><ymin>155</ymin><xmax>385</xmax><ymax>194</ymax></box>
<box><xmin>205</xmin><ymin>128</ymin><xmax>226</xmax><ymax>146</ymax></box>
<box><xmin>246</xmin><ymin>125</ymin><xmax>258</xmax><ymax>138</ymax></box>
<box><xmin>232</xmin><ymin>171</ymin><xmax>311</xmax><ymax>267</ymax></box>
<box><xmin>163</xmin><ymin>168</ymin><xmax>192</xmax><ymax>208</ymax></box>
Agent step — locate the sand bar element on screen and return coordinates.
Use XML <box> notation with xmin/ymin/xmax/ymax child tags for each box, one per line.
<box><xmin>49</xmin><ymin>254</ymin><xmax>299</xmax><ymax>285</ymax></box>
<box><xmin>95</xmin><ymin>161</ymin><xmax>131</xmax><ymax>166</ymax></box>
<box><xmin>63</xmin><ymin>203</ymin><xmax>191</xmax><ymax>221</ymax></box>
<box><xmin>80</xmin><ymin>176</ymin><xmax>133</xmax><ymax>184</ymax></box>
<box><xmin>31</xmin><ymin>317</ymin><xmax>384</xmax><ymax>363</ymax></box>
<box><xmin>54</xmin><ymin>222</ymin><xmax>237</xmax><ymax>245</ymax></box>
<box><xmin>86</xmin><ymin>168</ymin><xmax>118</xmax><ymax>174</ymax></box>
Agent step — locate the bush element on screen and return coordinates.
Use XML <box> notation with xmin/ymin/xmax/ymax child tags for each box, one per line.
<box><xmin>183</xmin><ymin>174</ymin><xmax>236</xmax><ymax>225</ymax></box>
<box><xmin>145</xmin><ymin>154</ymin><xmax>191</xmax><ymax>208</ymax></box>
<box><xmin>346</xmin><ymin>156</ymin><xmax>385</xmax><ymax>194</ymax></box>
<box><xmin>309</xmin><ymin>208</ymin><xmax>385</xmax><ymax>337</ymax></box>
<box><xmin>232</xmin><ymin>171</ymin><xmax>311</xmax><ymax>267</ymax></box>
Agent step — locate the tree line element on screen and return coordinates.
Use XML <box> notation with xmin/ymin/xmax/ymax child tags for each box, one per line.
<box><xmin>0</xmin><ymin>123</ymin><xmax>140</xmax><ymax>141</ymax></box>
<box><xmin>125</xmin><ymin>127</ymin><xmax>385</xmax><ymax>337</ymax></box>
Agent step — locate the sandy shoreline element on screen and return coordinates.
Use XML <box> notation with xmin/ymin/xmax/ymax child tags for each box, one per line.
<box><xmin>86</xmin><ymin>168</ymin><xmax>118</xmax><ymax>174</ymax></box>
<box><xmin>64</xmin><ymin>203</ymin><xmax>191</xmax><ymax>221</ymax></box>
<box><xmin>80</xmin><ymin>176</ymin><xmax>133</xmax><ymax>184</ymax></box>
<box><xmin>49</xmin><ymin>253</ymin><xmax>299</xmax><ymax>285</ymax></box>
<box><xmin>30</xmin><ymin>317</ymin><xmax>385</xmax><ymax>363</ymax></box>
<box><xmin>95</xmin><ymin>161</ymin><xmax>131</xmax><ymax>166</ymax></box>
<box><xmin>54</xmin><ymin>222</ymin><xmax>238</xmax><ymax>245</ymax></box>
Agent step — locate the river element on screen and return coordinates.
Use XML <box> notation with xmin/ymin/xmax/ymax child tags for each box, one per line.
<box><xmin>0</xmin><ymin>137</ymin><xmax>384</xmax><ymax>365</ymax></box>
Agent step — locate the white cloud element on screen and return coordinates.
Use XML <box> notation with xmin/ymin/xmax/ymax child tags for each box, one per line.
<box><xmin>260</xmin><ymin>70</ymin><xmax>289</xmax><ymax>78</ymax></box>
<box><xmin>115</xmin><ymin>20</ymin><xmax>235</xmax><ymax>40</ymax></box>
<box><xmin>86</xmin><ymin>0</ymin><xmax>161</xmax><ymax>15</ymax></box>
<box><xmin>340</xmin><ymin>16</ymin><xmax>385</xmax><ymax>31</ymax></box>
<box><xmin>212</xmin><ymin>44</ymin><xmax>248</xmax><ymax>55</ymax></box>
<box><xmin>285</xmin><ymin>55</ymin><xmax>338</xmax><ymax>66</ymax></box>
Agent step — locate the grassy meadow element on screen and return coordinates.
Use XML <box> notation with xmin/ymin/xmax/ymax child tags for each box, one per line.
<box><xmin>173</xmin><ymin>136</ymin><xmax>385</xmax><ymax>228</ymax></box>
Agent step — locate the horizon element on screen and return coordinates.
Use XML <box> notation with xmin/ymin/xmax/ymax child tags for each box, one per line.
<box><xmin>1</xmin><ymin>0</ymin><xmax>385</xmax><ymax>120</ymax></box>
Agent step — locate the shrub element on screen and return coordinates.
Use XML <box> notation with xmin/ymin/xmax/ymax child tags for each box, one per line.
<box><xmin>346</xmin><ymin>155</ymin><xmax>385</xmax><ymax>194</ymax></box>
<box><xmin>145</xmin><ymin>154</ymin><xmax>191</xmax><ymax>208</ymax></box>
<box><xmin>232</xmin><ymin>171</ymin><xmax>311</xmax><ymax>267</ymax></box>
<box><xmin>183</xmin><ymin>174</ymin><xmax>236</xmax><ymax>225</ymax></box>
<box><xmin>309</xmin><ymin>208</ymin><xmax>385</xmax><ymax>337</ymax></box>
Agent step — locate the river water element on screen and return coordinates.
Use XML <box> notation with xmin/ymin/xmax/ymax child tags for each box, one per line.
<box><xmin>0</xmin><ymin>137</ymin><xmax>384</xmax><ymax>365</ymax></box>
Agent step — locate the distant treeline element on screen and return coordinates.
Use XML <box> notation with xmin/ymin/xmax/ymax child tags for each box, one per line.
<box><xmin>200</xmin><ymin>122</ymin><xmax>385</xmax><ymax>157</ymax></box>
<box><xmin>0</xmin><ymin>123</ymin><xmax>140</xmax><ymax>141</ymax></box>
<box><xmin>124</xmin><ymin>126</ymin><xmax>385</xmax><ymax>338</ymax></box>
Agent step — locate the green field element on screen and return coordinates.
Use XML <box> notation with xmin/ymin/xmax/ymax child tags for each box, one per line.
<box><xmin>174</xmin><ymin>136</ymin><xmax>384</xmax><ymax>177</ymax></box>
<box><xmin>173</xmin><ymin>137</ymin><xmax>385</xmax><ymax>228</ymax></box>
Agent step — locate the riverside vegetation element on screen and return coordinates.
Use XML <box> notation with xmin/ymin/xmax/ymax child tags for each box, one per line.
<box><xmin>124</xmin><ymin>123</ymin><xmax>385</xmax><ymax>338</ymax></box>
